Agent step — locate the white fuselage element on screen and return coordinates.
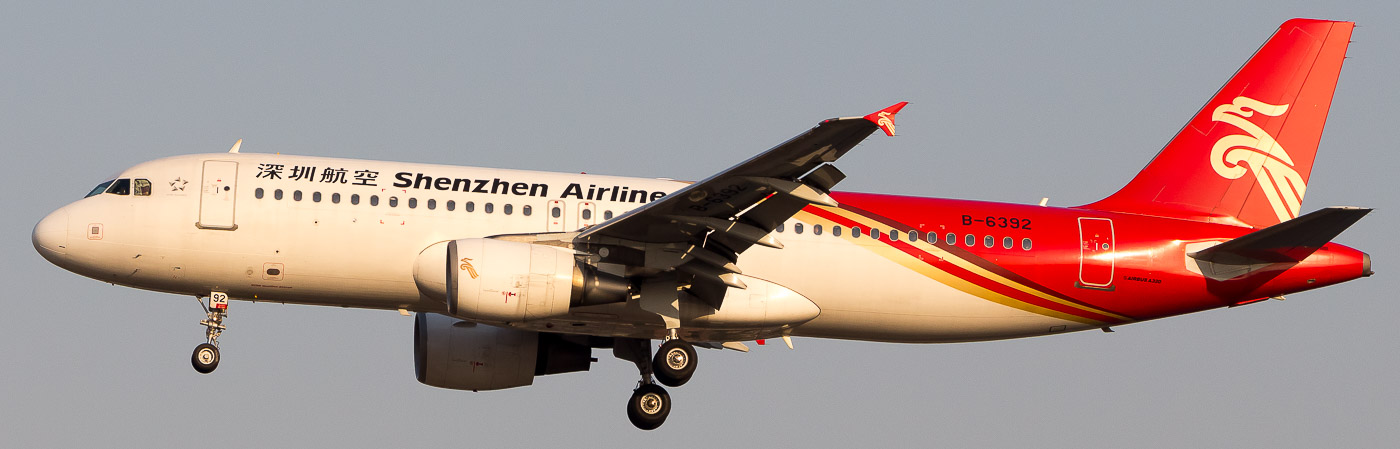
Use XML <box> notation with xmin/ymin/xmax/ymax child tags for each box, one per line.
<box><xmin>33</xmin><ymin>153</ymin><xmax>1092</xmax><ymax>344</ymax></box>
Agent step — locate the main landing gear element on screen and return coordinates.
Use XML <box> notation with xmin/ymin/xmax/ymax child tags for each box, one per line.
<box><xmin>615</xmin><ymin>336</ymin><xmax>698</xmax><ymax>430</ymax></box>
<box><xmin>627</xmin><ymin>383</ymin><xmax>671</xmax><ymax>430</ymax></box>
<box><xmin>653</xmin><ymin>338</ymin><xmax>697</xmax><ymax>387</ymax></box>
<box><xmin>191</xmin><ymin>292</ymin><xmax>228</xmax><ymax>374</ymax></box>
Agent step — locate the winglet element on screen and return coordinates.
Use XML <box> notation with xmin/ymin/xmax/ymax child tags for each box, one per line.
<box><xmin>863</xmin><ymin>102</ymin><xmax>908</xmax><ymax>136</ymax></box>
<box><xmin>228</xmin><ymin>139</ymin><xmax>242</xmax><ymax>154</ymax></box>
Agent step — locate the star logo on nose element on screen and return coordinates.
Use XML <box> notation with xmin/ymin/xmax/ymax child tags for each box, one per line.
<box><xmin>170</xmin><ymin>177</ymin><xmax>188</xmax><ymax>191</ymax></box>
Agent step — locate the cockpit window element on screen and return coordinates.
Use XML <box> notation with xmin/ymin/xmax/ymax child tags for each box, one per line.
<box><xmin>106</xmin><ymin>178</ymin><xmax>131</xmax><ymax>196</ymax></box>
<box><xmin>133</xmin><ymin>179</ymin><xmax>152</xmax><ymax>196</ymax></box>
<box><xmin>86</xmin><ymin>180</ymin><xmax>115</xmax><ymax>198</ymax></box>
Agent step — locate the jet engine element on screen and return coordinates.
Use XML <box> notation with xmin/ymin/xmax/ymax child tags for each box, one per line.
<box><xmin>414</xmin><ymin>312</ymin><xmax>594</xmax><ymax>391</ymax></box>
<box><xmin>414</xmin><ymin>239</ymin><xmax>630</xmax><ymax>322</ymax></box>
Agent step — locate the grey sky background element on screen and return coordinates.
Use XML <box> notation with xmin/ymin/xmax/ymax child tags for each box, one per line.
<box><xmin>4</xmin><ymin>1</ymin><xmax>1398</xmax><ymax>447</ymax></box>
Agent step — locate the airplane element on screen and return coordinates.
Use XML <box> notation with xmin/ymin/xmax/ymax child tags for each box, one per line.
<box><xmin>32</xmin><ymin>18</ymin><xmax>1369</xmax><ymax>430</ymax></box>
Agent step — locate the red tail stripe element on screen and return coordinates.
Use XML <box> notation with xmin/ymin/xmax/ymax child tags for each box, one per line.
<box><xmin>803</xmin><ymin>206</ymin><xmax>1128</xmax><ymax>324</ymax></box>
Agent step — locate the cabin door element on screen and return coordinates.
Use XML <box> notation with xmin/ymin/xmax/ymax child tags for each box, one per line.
<box><xmin>1077</xmin><ymin>217</ymin><xmax>1114</xmax><ymax>289</ymax></box>
<box><xmin>197</xmin><ymin>160</ymin><xmax>238</xmax><ymax>230</ymax></box>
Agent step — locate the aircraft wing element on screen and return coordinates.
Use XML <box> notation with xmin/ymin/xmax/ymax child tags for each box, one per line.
<box><xmin>574</xmin><ymin>102</ymin><xmax>905</xmax><ymax>300</ymax></box>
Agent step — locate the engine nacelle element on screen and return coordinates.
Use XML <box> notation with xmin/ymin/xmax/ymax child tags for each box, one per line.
<box><xmin>414</xmin><ymin>239</ymin><xmax>629</xmax><ymax>322</ymax></box>
<box><xmin>414</xmin><ymin>313</ymin><xmax>593</xmax><ymax>391</ymax></box>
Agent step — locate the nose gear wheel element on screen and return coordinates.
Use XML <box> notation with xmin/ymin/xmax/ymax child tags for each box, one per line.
<box><xmin>192</xmin><ymin>343</ymin><xmax>220</xmax><ymax>373</ymax></box>
<box><xmin>191</xmin><ymin>295</ymin><xmax>227</xmax><ymax>374</ymax></box>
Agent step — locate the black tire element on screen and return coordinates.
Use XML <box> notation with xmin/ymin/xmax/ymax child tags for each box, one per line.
<box><xmin>626</xmin><ymin>383</ymin><xmax>670</xmax><ymax>430</ymax></box>
<box><xmin>192</xmin><ymin>343</ymin><xmax>220</xmax><ymax>374</ymax></box>
<box><xmin>652</xmin><ymin>339</ymin><xmax>697</xmax><ymax>387</ymax></box>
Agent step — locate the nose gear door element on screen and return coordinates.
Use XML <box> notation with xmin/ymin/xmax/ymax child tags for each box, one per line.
<box><xmin>197</xmin><ymin>160</ymin><xmax>238</xmax><ymax>230</ymax></box>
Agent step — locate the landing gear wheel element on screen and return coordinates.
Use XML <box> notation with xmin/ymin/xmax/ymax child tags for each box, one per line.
<box><xmin>652</xmin><ymin>339</ymin><xmax>697</xmax><ymax>387</ymax></box>
<box><xmin>191</xmin><ymin>343</ymin><xmax>220</xmax><ymax>374</ymax></box>
<box><xmin>626</xmin><ymin>383</ymin><xmax>671</xmax><ymax>430</ymax></box>
<box><xmin>191</xmin><ymin>293</ymin><xmax>228</xmax><ymax>374</ymax></box>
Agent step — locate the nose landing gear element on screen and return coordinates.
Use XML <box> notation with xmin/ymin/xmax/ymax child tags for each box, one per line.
<box><xmin>191</xmin><ymin>292</ymin><xmax>228</xmax><ymax>374</ymax></box>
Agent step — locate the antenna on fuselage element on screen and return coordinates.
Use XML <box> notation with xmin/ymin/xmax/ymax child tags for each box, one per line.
<box><xmin>228</xmin><ymin>139</ymin><xmax>242</xmax><ymax>154</ymax></box>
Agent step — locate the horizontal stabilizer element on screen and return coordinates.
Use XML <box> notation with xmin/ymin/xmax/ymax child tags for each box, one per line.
<box><xmin>1191</xmin><ymin>207</ymin><xmax>1371</xmax><ymax>265</ymax></box>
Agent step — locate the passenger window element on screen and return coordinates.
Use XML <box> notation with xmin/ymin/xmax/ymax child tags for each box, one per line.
<box><xmin>107</xmin><ymin>179</ymin><xmax>131</xmax><ymax>195</ymax></box>
<box><xmin>926</xmin><ymin>232</ymin><xmax>938</xmax><ymax>244</ymax></box>
<box><xmin>1022</xmin><ymin>238</ymin><xmax>1032</xmax><ymax>251</ymax></box>
<box><xmin>389</xmin><ymin>196</ymin><xmax>398</xmax><ymax>207</ymax></box>
<box><xmin>427</xmin><ymin>199</ymin><xmax>436</xmax><ymax>210</ymax></box>
<box><xmin>408</xmin><ymin>198</ymin><xmax>418</xmax><ymax>209</ymax></box>
<box><xmin>446</xmin><ymin>200</ymin><xmax>455</xmax><ymax>211</ymax></box>
<box><xmin>852</xmin><ymin>227</ymin><xmax>861</xmax><ymax>238</ymax></box>
<box><xmin>813</xmin><ymin>224</ymin><xmax>823</xmax><ymax>236</ymax></box>
<box><xmin>551</xmin><ymin>207</ymin><xmax>561</xmax><ymax>218</ymax></box>
<box><xmin>581</xmin><ymin>209</ymin><xmax>592</xmax><ymax>220</ymax></box>
<box><xmin>274</xmin><ymin>189</ymin><xmax>283</xmax><ymax>200</ymax></box>
<box><xmin>503</xmin><ymin>204</ymin><xmax>513</xmax><ymax>215</ymax></box>
<box><xmin>255</xmin><ymin>188</ymin><xmax>265</xmax><ymax>199</ymax></box>
<box><xmin>983</xmin><ymin>235</ymin><xmax>994</xmax><ymax>248</ymax></box>
<box><xmin>523</xmin><ymin>205</ymin><xmax>532</xmax><ymax>216</ymax></box>
<box><xmin>794</xmin><ymin>223</ymin><xmax>804</xmax><ymax>234</ymax></box>
<box><xmin>86</xmin><ymin>180</ymin><xmax>115</xmax><ymax>197</ymax></box>
<box><xmin>776</xmin><ymin>223</ymin><xmax>785</xmax><ymax>233</ymax></box>
<box><xmin>1003</xmin><ymin>237</ymin><xmax>1013</xmax><ymax>249</ymax></box>
<box><xmin>832</xmin><ymin>226</ymin><xmax>842</xmax><ymax>237</ymax></box>
<box><xmin>871</xmin><ymin>228</ymin><xmax>881</xmax><ymax>240</ymax></box>
<box><xmin>466</xmin><ymin>201</ymin><xmax>475</xmax><ymax>212</ymax></box>
<box><xmin>908</xmin><ymin>230</ymin><xmax>918</xmax><ymax>242</ymax></box>
<box><xmin>332</xmin><ymin>193</ymin><xmax>340</xmax><ymax>204</ymax></box>
<box><xmin>293</xmin><ymin>190</ymin><xmax>302</xmax><ymax>201</ymax></box>
<box><xmin>312</xmin><ymin>192</ymin><xmax>321</xmax><ymax>202</ymax></box>
<box><xmin>964</xmin><ymin>234</ymin><xmax>975</xmax><ymax>247</ymax></box>
<box><xmin>133</xmin><ymin>179</ymin><xmax>152</xmax><ymax>196</ymax></box>
<box><xmin>351</xmin><ymin>194</ymin><xmax>360</xmax><ymax>205</ymax></box>
<box><xmin>604</xmin><ymin>211</ymin><xmax>614</xmax><ymax>220</ymax></box>
<box><xmin>889</xmin><ymin>229</ymin><xmax>899</xmax><ymax>241</ymax></box>
<box><xmin>485</xmin><ymin>203</ymin><xmax>494</xmax><ymax>214</ymax></box>
<box><xmin>370</xmin><ymin>195</ymin><xmax>379</xmax><ymax>206</ymax></box>
<box><xmin>946</xmin><ymin>233</ymin><xmax>956</xmax><ymax>245</ymax></box>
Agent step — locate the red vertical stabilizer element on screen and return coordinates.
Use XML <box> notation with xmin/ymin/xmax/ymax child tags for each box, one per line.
<box><xmin>1082</xmin><ymin>19</ymin><xmax>1353</xmax><ymax>228</ymax></box>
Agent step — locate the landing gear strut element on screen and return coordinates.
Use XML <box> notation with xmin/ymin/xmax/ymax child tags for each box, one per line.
<box><xmin>615</xmin><ymin>338</ymin><xmax>671</xmax><ymax>430</ymax></box>
<box><xmin>191</xmin><ymin>292</ymin><xmax>228</xmax><ymax>374</ymax></box>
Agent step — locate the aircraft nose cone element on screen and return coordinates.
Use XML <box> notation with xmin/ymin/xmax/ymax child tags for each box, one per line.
<box><xmin>33</xmin><ymin>207</ymin><xmax>70</xmax><ymax>261</ymax></box>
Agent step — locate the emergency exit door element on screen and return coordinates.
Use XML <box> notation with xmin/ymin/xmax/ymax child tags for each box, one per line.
<box><xmin>578</xmin><ymin>201</ymin><xmax>597</xmax><ymax>227</ymax></box>
<box><xmin>198</xmin><ymin>160</ymin><xmax>238</xmax><ymax>230</ymax></box>
<box><xmin>546</xmin><ymin>200</ymin><xmax>565</xmax><ymax>232</ymax></box>
<box><xmin>1077</xmin><ymin>217</ymin><xmax>1114</xmax><ymax>289</ymax></box>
